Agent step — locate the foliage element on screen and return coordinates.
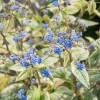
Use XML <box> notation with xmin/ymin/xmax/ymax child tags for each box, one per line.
<box><xmin>0</xmin><ymin>0</ymin><xmax>100</xmax><ymax>100</ymax></box>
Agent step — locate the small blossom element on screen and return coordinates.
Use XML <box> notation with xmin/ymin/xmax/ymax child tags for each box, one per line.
<box><xmin>42</xmin><ymin>23</ymin><xmax>48</xmax><ymax>28</ymax></box>
<box><xmin>40</xmin><ymin>69</ymin><xmax>50</xmax><ymax>77</ymax></box>
<box><xmin>58</xmin><ymin>32</ymin><xmax>63</xmax><ymax>37</ymax></box>
<box><xmin>63</xmin><ymin>32</ymin><xmax>68</xmax><ymax>35</ymax></box>
<box><xmin>21</xmin><ymin>95</ymin><xmax>27</xmax><ymax>100</ymax></box>
<box><xmin>71</xmin><ymin>31</ymin><xmax>79</xmax><ymax>41</ymax></box>
<box><xmin>19</xmin><ymin>31</ymin><xmax>27</xmax><ymax>38</ymax></box>
<box><xmin>17</xmin><ymin>7</ymin><xmax>23</xmax><ymax>14</ymax></box>
<box><xmin>63</xmin><ymin>39</ymin><xmax>72</xmax><ymax>48</ymax></box>
<box><xmin>79</xmin><ymin>32</ymin><xmax>82</xmax><ymax>37</ymax></box>
<box><xmin>13</xmin><ymin>35</ymin><xmax>21</xmax><ymax>42</ymax></box>
<box><xmin>20</xmin><ymin>58</ymin><xmax>30</xmax><ymax>68</ymax></box>
<box><xmin>9</xmin><ymin>54</ymin><xmax>18</xmax><ymax>62</ymax></box>
<box><xmin>71</xmin><ymin>31</ymin><xmax>82</xmax><ymax>41</ymax></box>
<box><xmin>76</xmin><ymin>82</ymin><xmax>82</xmax><ymax>89</ymax></box>
<box><xmin>88</xmin><ymin>44</ymin><xmax>94</xmax><ymax>49</ymax></box>
<box><xmin>31</xmin><ymin>78</ymin><xmax>36</xmax><ymax>85</ymax></box>
<box><xmin>52</xmin><ymin>1</ymin><xmax>59</xmax><ymax>7</ymax></box>
<box><xmin>16</xmin><ymin>89</ymin><xmax>26</xmax><ymax>100</ymax></box>
<box><xmin>24</xmin><ymin>48</ymin><xmax>34</xmax><ymax>58</ymax></box>
<box><xmin>75</xmin><ymin>61</ymin><xmax>85</xmax><ymax>70</ymax></box>
<box><xmin>10</xmin><ymin>5</ymin><xmax>19</xmax><ymax>11</ymax></box>
<box><xmin>40</xmin><ymin>0</ymin><xmax>46</xmax><ymax>4</ymax></box>
<box><xmin>33</xmin><ymin>2</ymin><xmax>40</xmax><ymax>11</ymax></box>
<box><xmin>57</xmin><ymin>37</ymin><xmax>63</xmax><ymax>44</ymax></box>
<box><xmin>31</xmin><ymin>55</ymin><xmax>42</xmax><ymax>65</ymax></box>
<box><xmin>44</xmin><ymin>33</ymin><xmax>53</xmax><ymax>42</ymax></box>
<box><xmin>54</xmin><ymin>47</ymin><xmax>62</xmax><ymax>55</ymax></box>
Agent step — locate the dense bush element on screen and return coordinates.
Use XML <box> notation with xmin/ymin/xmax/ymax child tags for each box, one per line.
<box><xmin>0</xmin><ymin>0</ymin><xmax>100</xmax><ymax>100</ymax></box>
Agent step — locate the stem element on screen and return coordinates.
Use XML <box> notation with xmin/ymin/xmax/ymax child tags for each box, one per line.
<box><xmin>59</xmin><ymin>55</ymin><xmax>63</xmax><ymax>66</ymax></box>
<box><xmin>31</xmin><ymin>65</ymin><xmax>41</xmax><ymax>87</ymax></box>
<box><xmin>66</xmin><ymin>49</ymin><xmax>83</xmax><ymax>100</ymax></box>
<box><xmin>35</xmin><ymin>70</ymin><xmax>41</xmax><ymax>86</ymax></box>
<box><xmin>0</xmin><ymin>32</ymin><xmax>11</xmax><ymax>54</ymax></box>
<box><xmin>72</xmin><ymin>75</ymin><xmax>83</xmax><ymax>100</ymax></box>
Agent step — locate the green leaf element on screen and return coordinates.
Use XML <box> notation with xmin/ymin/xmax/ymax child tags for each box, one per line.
<box><xmin>71</xmin><ymin>62</ymin><xmax>90</xmax><ymax>88</ymax></box>
<box><xmin>52</xmin><ymin>67</ymin><xmax>71</xmax><ymax>80</ymax></box>
<box><xmin>63</xmin><ymin>51</ymin><xmax>70</xmax><ymax>67</ymax></box>
<box><xmin>89</xmin><ymin>51</ymin><xmax>100</xmax><ymax>67</ymax></box>
<box><xmin>41</xmin><ymin>92</ymin><xmax>50</xmax><ymax>100</ymax></box>
<box><xmin>16</xmin><ymin>68</ymin><xmax>33</xmax><ymax>81</ymax></box>
<box><xmin>50</xmin><ymin>86</ymin><xmax>73</xmax><ymax>100</ymax></box>
<box><xmin>9</xmin><ymin>64</ymin><xmax>26</xmax><ymax>72</ymax></box>
<box><xmin>71</xmin><ymin>47</ymin><xmax>89</xmax><ymax>61</ymax></box>
<box><xmin>68</xmin><ymin>15</ymin><xmax>99</xmax><ymax>27</ymax></box>
<box><xmin>87</xmin><ymin>0</ymin><xmax>96</xmax><ymax>15</ymax></box>
<box><xmin>62</xmin><ymin>5</ymin><xmax>79</xmax><ymax>15</ymax></box>
<box><xmin>27</xmin><ymin>86</ymin><xmax>41</xmax><ymax>100</ymax></box>
<box><xmin>84</xmin><ymin>91</ymin><xmax>94</xmax><ymax>100</ymax></box>
<box><xmin>43</xmin><ymin>56</ymin><xmax>59</xmax><ymax>65</ymax></box>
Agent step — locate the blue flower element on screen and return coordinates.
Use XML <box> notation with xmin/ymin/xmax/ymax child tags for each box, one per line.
<box><xmin>17</xmin><ymin>7</ymin><xmax>23</xmax><ymax>14</ymax></box>
<box><xmin>0</xmin><ymin>23</ymin><xmax>5</xmax><ymax>31</ymax></box>
<box><xmin>10</xmin><ymin>5</ymin><xmax>19</xmax><ymax>11</ymax></box>
<box><xmin>57</xmin><ymin>37</ymin><xmax>63</xmax><ymax>44</ymax></box>
<box><xmin>16</xmin><ymin>89</ymin><xmax>26</xmax><ymax>100</ymax></box>
<box><xmin>31</xmin><ymin>78</ymin><xmax>36</xmax><ymax>85</ymax></box>
<box><xmin>31</xmin><ymin>55</ymin><xmax>42</xmax><ymax>65</ymax></box>
<box><xmin>63</xmin><ymin>32</ymin><xmax>68</xmax><ymax>35</ymax></box>
<box><xmin>71</xmin><ymin>31</ymin><xmax>82</xmax><ymax>41</ymax></box>
<box><xmin>37</xmin><ymin>57</ymin><xmax>42</xmax><ymax>64</ymax></box>
<box><xmin>63</xmin><ymin>39</ymin><xmax>72</xmax><ymax>48</ymax></box>
<box><xmin>52</xmin><ymin>1</ymin><xmax>59</xmax><ymax>7</ymax></box>
<box><xmin>19</xmin><ymin>31</ymin><xmax>27</xmax><ymax>38</ymax></box>
<box><xmin>13</xmin><ymin>35</ymin><xmax>21</xmax><ymax>42</ymax></box>
<box><xmin>40</xmin><ymin>69</ymin><xmax>50</xmax><ymax>77</ymax></box>
<box><xmin>71</xmin><ymin>31</ymin><xmax>79</xmax><ymax>41</ymax></box>
<box><xmin>9</xmin><ymin>54</ymin><xmax>18</xmax><ymax>62</ymax></box>
<box><xmin>24</xmin><ymin>48</ymin><xmax>33</xmax><ymax>58</ymax></box>
<box><xmin>76</xmin><ymin>82</ymin><xmax>82</xmax><ymax>89</ymax></box>
<box><xmin>44</xmin><ymin>33</ymin><xmax>53</xmax><ymax>42</ymax></box>
<box><xmin>42</xmin><ymin>23</ymin><xmax>48</xmax><ymax>28</ymax></box>
<box><xmin>79</xmin><ymin>32</ymin><xmax>82</xmax><ymax>37</ymax></box>
<box><xmin>58</xmin><ymin>32</ymin><xmax>63</xmax><ymax>37</ymax></box>
<box><xmin>88</xmin><ymin>44</ymin><xmax>94</xmax><ymax>49</ymax></box>
<box><xmin>21</xmin><ymin>95</ymin><xmax>27</xmax><ymax>100</ymax></box>
<box><xmin>75</xmin><ymin>61</ymin><xmax>85</xmax><ymax>70</ymax></box>
<box><xmin>54</xmin><ymin>47</ymin><xmax>62</xmax><ymax>55</ymax></box>
<box><xmin>20</xmin><ymin>58</ymin><xmax>30</xmax><ymax>68</ymax></box>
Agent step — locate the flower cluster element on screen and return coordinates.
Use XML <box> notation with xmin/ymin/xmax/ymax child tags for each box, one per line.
<box><xmin>9</xmin><ymin>47</ymin><xmax>42</xmax><ymax>68</ymax></box>
<box><xmin>20</xmin><ymin>49</ymin><xmax>42</xmax><ymax>68</ymax></box>
<box><xmin>16</xmin><ymin>89</ymin><xmax>26</xmax><ymax>100</ymax></box>
<box><xmin>44</xmin><ymin>30</ymin><xmax>82</xmax><ymax>54</ymax></box>
<box><xmin>71</xmin><ymin>30</ymin><xmax>82</xmax><ymax>41</ymax></box>
<box><xmin>13</xmin><ymin>31</ymin><xmax>27</xmax><ymax>43</ymax></box>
